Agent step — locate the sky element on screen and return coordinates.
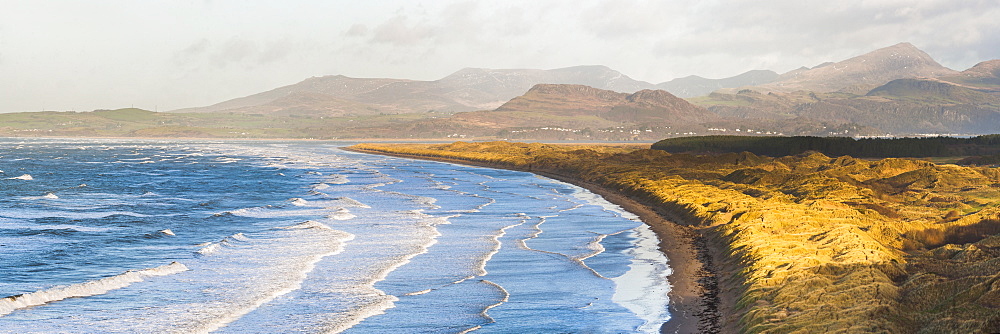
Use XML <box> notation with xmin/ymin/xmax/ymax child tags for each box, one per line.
<box><xmin>1</xmin><ymin>0</ymin><xmax>998</xmax><ymax>113</ymax></box>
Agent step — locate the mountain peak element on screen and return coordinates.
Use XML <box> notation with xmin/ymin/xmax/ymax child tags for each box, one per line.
<box><xmin>627</xmin><ymin>89</ymin><xmax>681</xmax><ymax>103</ymax></box>
<box><xmin>763</xmin><ymin>42</ymin><xmax>958</xmax><ymax>92</ymax></box>
<box><xmin>889</xmin><ymin>41</ymin><xmax>918</xmax><ymax>49</ymax></box>
<box><xmin>862</xmin><ymin>42</ymin><xmax>937</xmax><ymax>61</ymax></box>
<box><xmin>962</xmin><ymin>59</ymin><xmax>1000</xmax><ymax>78</ymax></box>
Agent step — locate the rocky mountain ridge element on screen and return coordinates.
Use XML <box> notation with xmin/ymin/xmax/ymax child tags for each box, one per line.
<box><xmin>755</xmin><ymin>42</ymin><xmax>960</xmax><ymax>94</ymax></box>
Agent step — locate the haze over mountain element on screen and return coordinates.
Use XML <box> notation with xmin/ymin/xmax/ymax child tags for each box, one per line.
<box><xmin>177</xmin><ymin>43</ymin><xmax>965</xmax><ymax>120</ymax></box>
<box><xmin>694</xmin><ymin>44</ymin><xmax>1000</xmax><ymax>135</ymax></box>
<box><xmin>2</xmin><ymin>42</ymin><xmax>997</xmax><ymax>140</ymax></box>
<box><xmin>341</xmin><ymin>83</ymin><xmax>717</xmax><ymax>140</ymax></box>
<box><xmin>656</xmin><ymin>70</ymin><xmax>779</xmax><ymax>98</ymax></box>
<box><xmin>173</xmin><ymin>65</ymin><xmax>657</xmax><ymax>115</ymax></box>
<box><xmin>936</xmin><ymin>59</ymin><xmax>1000</xmax><ymax>92</ymax></box>
<box><xmin>174</xmin><ymin>65</ymin><xmax>781</xmax><ymax>116</ymax></box>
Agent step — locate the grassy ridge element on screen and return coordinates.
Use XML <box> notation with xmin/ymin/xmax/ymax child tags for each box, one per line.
<box><xmin>652</xmin><ymin>135</ymin><xmax>1000</xmax><ymax>158</ymax></box>
<box><xmin>350</xmin><ymin>141</ymin><xmax>1000</xmax><ymax>333</ymax></box>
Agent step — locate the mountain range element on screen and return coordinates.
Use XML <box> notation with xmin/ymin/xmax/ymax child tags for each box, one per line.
<box><xmin>173</xmin><ymin>65</ymin><xmax>780</xmax><ymax>116</ymax></box>
<box><xmin>1</xmin><ymin>42</ymin><xmax>997</xmax><ymax>140</ymax></box>
<box><xmin>341</xmin><ymin>42</ymin><xmax>999</xmax><ymax>139</ymax></box>
<box><xmin>695</xmin><ymin>45</ymin><xmax>1000</xmax><ymax>136</ymax></box>
<box><xmin>751</xmin><ymin>42</ymin><xmax>959</xmax><ymax>94</ymax></box>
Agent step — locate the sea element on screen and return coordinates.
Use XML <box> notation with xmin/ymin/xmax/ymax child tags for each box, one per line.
<box><xmin>0</xmin><ymin>139</ymin><xmax>672</xmax><ymax>333</ymax></box>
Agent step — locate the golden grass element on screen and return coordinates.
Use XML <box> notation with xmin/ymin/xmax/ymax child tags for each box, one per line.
<box><xmin>350</xmin><ymin>142</ymin><xmax>1000</xmax><ymax>333</ymax></box>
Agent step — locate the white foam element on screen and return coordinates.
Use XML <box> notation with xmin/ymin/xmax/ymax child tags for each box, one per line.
<box><xmin>325</xmin><ymin>211</ymin><xmax>445</xmax><ymax>333</ymax></box>
<box><xmin>611</xmin><ymin>225</ymin><xmax>673</xmax><ymax>333</ymax></box>
<box><xmin>326</xmin><ymin>174</ymin><xmax>349</xmax><ymax>184</ymax></box>
<box><xmin>0</xmin><ymin>223</ymin><xmax>109</xmax><ymax>233</ymax></box>
<box><xmin>196</xmin><ymin>233</ymin><xmax>250</xmax><ymax>255</ymax></box>
<box><xmin>577</xmin><ymin>233</ymin><xmax>608</xmax><ymax>262</ymax></box>
<box><xmin>189</xmin><ymin>228</ymin><xmax>355</xmax><ymax>333</ymax></box>
<box><xmin>475</xmin><ymin>217</ymin><xmax>526</xmax><ymax>276</ymax></box>
<box><xmin>42</xmin><ymin>193</ymin><xmax>59</xmax><ymax>199</ymax></box>
<box><xmin>326</xmin><ymin>208</ymin><xmax>356</xmax><ymax>221</ymax></box>
<box><xmin>279</xmin><ymin>220</ymin><xmax>332</xmax><ymax>230</ymax></box>
<box><xmin>403</xmin><ymin>289</ymin><xmax>433</xmax><ymax>296</ymax></box>
<box><xmin>459</xmin><ymin>280</ymin><xmax>511</xmax><ymax>334</ymax></box>
<box><xmin>332</xmin><ymin>197</ymin><xmax>370</xmax><ymax>208</ymax></box>
<box><xmin>196</xmin><ymin>242</ymin><xmax>222</xmax><ymax>255</ymax></box>
<box><xmin>284</xmin><ymin>196</ymin><xmax>370</xmax><ymax>209</ymax></box>
<box><xmin>0</xmin><ymin>210</ymin><xmax>148</xmax><ymax>220</ymax></box>
<box><xmin>0</xmin><ymin>262</ymin><xmax>188</xmax><ymax>317</ymax></box>
<box><xmin>227</xmin><ymin>207</ymin><xmax>329</xmax><ymax>219</ymax></box>
<box><xmin>570</xmin><ymin>188</ymin><xmax>640</xmax><ymax>221</ymax></box>
<box><xmin>159</xmin><ymin>229</ymin><xmax>176</xmax><ymax>236</ymax></box>
<box><xmin>9</xmin><ymin>174</ymin><xmax>33</xmax><ymax>180</ymax></box>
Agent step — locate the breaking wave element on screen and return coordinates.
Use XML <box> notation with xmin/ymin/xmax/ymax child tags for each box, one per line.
<box><xmin>0</xmin><ymin>262</ymin><xmax>188</xmax><ymax>317</ymax></box>
<box><xmin>196</xmin><ymin>233</ymin><xmax>251</xmax><ymax>255</ymax></box>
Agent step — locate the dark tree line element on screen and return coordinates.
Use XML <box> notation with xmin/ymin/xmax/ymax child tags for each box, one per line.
<box><xmin>652</xmin><ymin>135</ymin><xmax>1000</xmax><ymax>158</ymax></box>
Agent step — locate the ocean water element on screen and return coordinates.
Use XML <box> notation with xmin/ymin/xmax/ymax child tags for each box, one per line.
<box><xmin>0</xmin><ymin>139</ymin><xmax>672</xmax><ymax>333</ymax></box>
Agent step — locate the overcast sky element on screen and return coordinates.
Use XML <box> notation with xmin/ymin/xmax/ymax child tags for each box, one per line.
<box><xmin>1</xmin><ymin>0</ymin><xmax>998</xmax><ymax>113</ymax></box>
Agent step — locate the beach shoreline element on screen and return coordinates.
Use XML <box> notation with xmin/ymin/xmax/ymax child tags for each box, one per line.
<box><xmin>342</xmin><ymin>146</ymin><xmax>725</xmax><ymax>334</ymax></box>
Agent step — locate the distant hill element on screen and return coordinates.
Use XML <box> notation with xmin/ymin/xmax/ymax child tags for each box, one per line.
<box><xmin>691</xmin><ymin>43</ymin><xmax>1000</xmax><ymax>135</ymax></box>
<box><xmin>656</xmin><ymin>70</ymin><xmax>779</xmax><ymax>97</ymax></box>
<box><xmin>341</xmin><ymin>84</ymin><xmax>718</xmax><ymax>140</ymax></box>
<box><xmin>472</xmin><ymin>83</ymin><xmax>716</xmax><ymax>126</ymax></box>
<box><xmin>173</xmin><ymin>76</ymin><xmax>410</xmax><ymax>114</ymax></box>
<box><xmin>936</xmin><ymin>59</ymin><xmax>1000</xmax><ymax>91</ymax></box>
<box><xmin>173</xmin><ymin>65</ymin><xmax>660</xmax><ymax>116</ymax></box>
<box><xmin>866</xmin><ymin>78</ymin><xmax>1000</xmax><ymax>104</ymax></box>
<box><xmin>174</xmin><ymin>65</ymin><xmax>789</xmax><ymax>117</ymax></box>
<box><xmin>756</xmin><ymin>43</ymin><xmax>959</xmax><ymax>93</ymax></box>
<box><xmin>5</xmin><ymin>42</ymin><xmax>997</xmax><ymax>140</ymax></box>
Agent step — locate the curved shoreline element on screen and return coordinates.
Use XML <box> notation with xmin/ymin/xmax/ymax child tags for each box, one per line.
<box><xmin>342</xmin><ymin>146</ymin><xmax>723</xmax><ymax>334</ymax></box>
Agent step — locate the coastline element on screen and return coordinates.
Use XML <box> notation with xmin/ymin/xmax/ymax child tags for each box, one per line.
<box><xmin>342</xmin><ymin>146</ymin><xmax>722</xmax><ymax>334</ymax></box>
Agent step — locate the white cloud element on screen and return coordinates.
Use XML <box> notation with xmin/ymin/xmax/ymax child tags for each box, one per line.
<box><xmin>0</xmin><ymin>0</ymin><xmax>996</xmax><ymax>113</ymax></box>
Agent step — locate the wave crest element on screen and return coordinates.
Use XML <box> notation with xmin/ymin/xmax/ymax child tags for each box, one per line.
<box><xmin>0</xmin><ymin>262</ymin><xmax>188</xmax><ymax>317</ymax></box>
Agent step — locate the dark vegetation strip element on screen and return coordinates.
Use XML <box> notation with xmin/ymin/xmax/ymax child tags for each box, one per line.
<box><xmin>652</xmin><ymin>134</ymin><xmax>1000</xmax><ymax>158</ymax></box>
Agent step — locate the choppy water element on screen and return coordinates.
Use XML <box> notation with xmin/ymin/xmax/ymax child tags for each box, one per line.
<box><xmin>0</xmin><ymin>139</ymin><xmax>672</xmax><ymax>333</ymax></box>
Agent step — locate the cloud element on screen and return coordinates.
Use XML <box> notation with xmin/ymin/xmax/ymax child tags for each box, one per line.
<box><xmin>257</xmin><ymin>39</ymin><xmax>293</xmax><ymax>64</ymax></box>
<box><xmin>346</xmin><ymin>24</ymin><xmax>368</xmax><ymax>37</ymax></box>
<box><xmin>561</xmin><ymin>0</ymin><xmax>999</xmax><ymax>76</ymax></box>
<box><xmin>0</xmin><ymin>26</ymin><xmax>4</xmax><ymax>64</ymax></box>
<box><xmin>172</xmin><ymin>39</ymin><xmax>210</xmax><ymax>65</ymax></box>
<box><xmin>171</xmin><ymin>36</ymin><xmax>296</xmax><ymax>71</ymax></box>
<box><xmin>2</xmin><ymin>0</ymin><xmax>998</xmax><ymax>113</ymax></box>
<box><xmin>371</xmin><ymin>15</ymin><xmax>436</xmax><ymax>46</ymax></box>
<box><xmin>211</xmin><ymin>38</ymin><xmax>257</xmax><ymax>67</ymax></box>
